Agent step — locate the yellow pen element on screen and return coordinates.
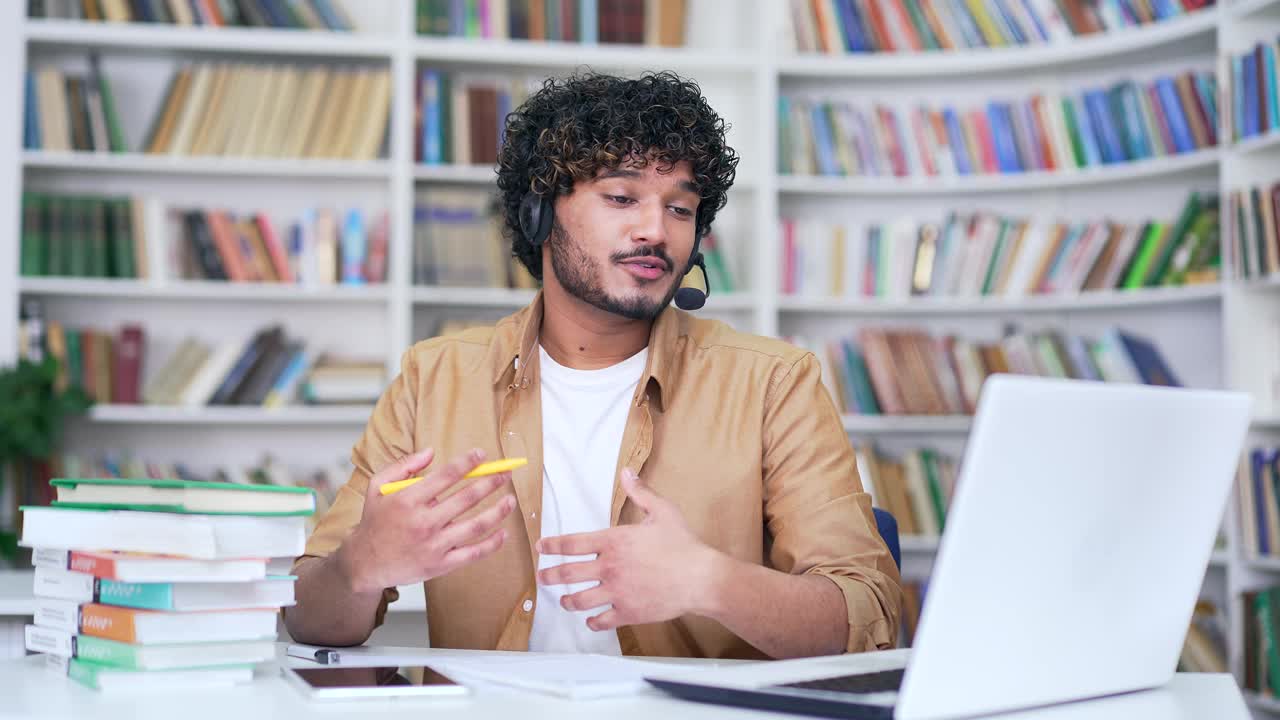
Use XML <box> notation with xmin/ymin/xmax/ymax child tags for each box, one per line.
<box><xmin>379</xmin><ymin>457</ymin><xmax>528</xmax><ymax>496</ymax></box>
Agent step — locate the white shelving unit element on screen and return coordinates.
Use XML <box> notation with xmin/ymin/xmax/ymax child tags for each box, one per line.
<box><xmin>3</xmin><ymin>0</ymin><xmax>1280</xmax><ymax>709</ymax></box>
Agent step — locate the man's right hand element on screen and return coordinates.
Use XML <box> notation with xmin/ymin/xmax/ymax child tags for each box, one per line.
<box><xmin>337</xmin><ymin>448</ymin><xmax>517</xmax><ymax>594</ymax></box>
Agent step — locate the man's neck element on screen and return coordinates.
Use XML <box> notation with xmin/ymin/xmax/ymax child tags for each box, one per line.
<box><xmin>539</xmin><ymin>287</ymin><xmax>653</xmax><ymax>371</ymax></box>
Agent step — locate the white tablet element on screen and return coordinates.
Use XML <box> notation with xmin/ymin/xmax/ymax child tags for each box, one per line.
<box><xmin>283</xmin><ymin>665</ymin><xmax>471</xmax><ymax>700</ymax></box>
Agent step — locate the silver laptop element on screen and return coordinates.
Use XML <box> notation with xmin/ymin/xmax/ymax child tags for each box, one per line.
<box><xmin>647</xmin><ymin>375</ymin><xmax>1251</xmax><ymax>720</ymax></box>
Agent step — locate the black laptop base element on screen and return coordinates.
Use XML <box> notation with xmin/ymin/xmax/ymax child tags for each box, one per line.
<box><xmin>646</xmin><ymin>679</ymin><xmax>897</xmax><ymax>720</ymax></box>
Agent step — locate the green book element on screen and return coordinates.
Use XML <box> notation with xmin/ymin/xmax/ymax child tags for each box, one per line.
<box><xmin>68</xmin><ymin>657</ymin><xmax>254</xmax><ymax>691</ymax></box>
<box><xmin>1148</xmin><ymin>193</ymin><xmax>1202</xmax><ymax>285</ymax></box>
<box><xmin>440</xmin><ymin>71</ymin><xmax>453</xmax><ymax>164</ymax></box>
<box><xmin>90</xmin><ymin>53</ymin><xmax>126</xmax><ymax>153</ymax></box>
<box><xmin>1122</xmin><ymin>223</ymin><xmax>1167</xmax><ymax>289</ymax></box>
<box><xmin>921</xmin><ymin>449</ymin><xmax>947</xmax><ymax>532</ymax></box>
<box><xmin>107</xmin><ymin>198</ymin><xmax>137</xmax><ymax>279</ymax></box>
<box><xmin>67</xmin><ymin>198</ymin><xmax>91</xmax><ymax>278</ymax></box>
<box><xmin>841</xmin><ymin>339</ymin><xmax>881</xmax><ymax>415</ymax></box>
<box><xmin>87</xmin><ymin>198</ymin><xmax>109</xmax><ymax>278</ymax></box>
<box><xmin>49</xmin><ymin>478</ymin><xmax>316</xmax><ymax>516</ymax></box>
<box><xmin>1060</xmin><ymin>97</ymin><xmax>1087</xmax><ymax>169</ymax></box>
<box><xmin>20</xmin><ymin>192</ymin><xmax>46</xmax><ymax>277</ymax></box>
<box><xmin>903</xmin><ymin>1</ymin><xmax>939</xmax><ymax>50</ymax></box>
<box><xmin>702</xmin><ymin>245</ymin><xmax>734</xmax><ymax>293</ymax></box>
<box><xmin>466</xmin><ymin>0</ymin><xmax>481</xmax><ymax>37</ymax></box>
<box><xmin>980</xmin><ymin>221</ymin><xmax>1009</xmax><ymax>296</ymax></box>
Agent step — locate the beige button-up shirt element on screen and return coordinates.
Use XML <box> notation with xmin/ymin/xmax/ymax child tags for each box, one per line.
<box><xmin>298</xmin><ymin>294</ymin><xmax>902</xmax><ymax>658</ymax></box>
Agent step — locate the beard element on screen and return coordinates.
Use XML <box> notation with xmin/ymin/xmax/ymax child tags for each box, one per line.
<box><xmin>547</xmin><ymin>220</ymin><xmax>682</xmax><ymax>321</ymax></box>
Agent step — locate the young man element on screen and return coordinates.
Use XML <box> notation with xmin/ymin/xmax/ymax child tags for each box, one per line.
<box><xmin>285</xmin><ymin>71</ymin><xmax>901</xmax><ymax>660</ymax></box>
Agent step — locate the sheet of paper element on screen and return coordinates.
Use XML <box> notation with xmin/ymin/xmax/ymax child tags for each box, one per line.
<box><xmin>426</xmin><ymin>654</ymin><xmax>704</xmax><ymax>699</ymax></box>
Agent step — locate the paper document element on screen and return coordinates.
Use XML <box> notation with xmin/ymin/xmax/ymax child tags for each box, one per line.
<box><xmin>427</xmin><ymin>654</ymin><xmax>704</xmax><ymax>699</ymax></box>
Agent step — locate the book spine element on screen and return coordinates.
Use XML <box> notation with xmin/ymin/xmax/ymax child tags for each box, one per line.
<box><xmin>32</xmin><ymin>547</ymin><xmax>70</xmax><ymax>570</ymax></box>
<box><xmin>73</xmin><ymin>635</ymin><xmax>142</xmax><ymax>669</ymax></box>
<box><xmin>97</xmin><ymin>580</ymin><xmax>176</xmax><ymax>611</ymax></box>
<box><xmin>33</xmin><ymin>597</ymin><xmax>82</xmax><ymax>634</ymax></box>
<box><xmin>66</xmin><ymin>553</ymin><xmax>120</xmax><ymax>581</ymax></box>
<box><xmin>78</xmin><ymin>603</ymin><xmax>139</xmax><ymax>644</ymax></box>
<box><xmin>33</xmin><ymin>567</ymin><xmax>97</xmax><ymax>603</ymax></box>
<box><xmin>24</xmin><ymin>624</ymin><xmax>75</xmax><ymax>656</ymax></box>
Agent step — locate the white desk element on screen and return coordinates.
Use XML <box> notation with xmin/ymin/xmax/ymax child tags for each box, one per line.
<box><xmin>0</xmin><ymin>648</ymin><xmax>1251</xmax><ymax>720</ymax></box>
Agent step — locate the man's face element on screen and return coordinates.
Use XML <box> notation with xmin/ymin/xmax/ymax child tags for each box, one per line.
<box><xmin>544</xmin><ymin>157</ymin><xmax>700</xmax><ymax>321</ymax></box>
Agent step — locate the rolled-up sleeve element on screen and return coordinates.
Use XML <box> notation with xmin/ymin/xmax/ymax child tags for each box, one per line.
<box><xmin>290</xmin><ymin>347</ymin><xmax>422</xmax><ymax>628</ymax></box>
<box><xmin>761</xmin><ymin>352</ymin><xmax>903</xmax><ymax>652</ymax></box>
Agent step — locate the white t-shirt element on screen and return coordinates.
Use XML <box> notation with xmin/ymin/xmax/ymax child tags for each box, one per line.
<box><xmin>527</xmin><ymin>344</ymin><xmax>648</xmax><ymax>655</ymax></box>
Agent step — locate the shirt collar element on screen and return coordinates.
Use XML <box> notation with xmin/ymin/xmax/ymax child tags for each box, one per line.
<box><xmin>491</xmin><ymin>290</ymin><xmax>681</xmax><ymax>412</ymax></box>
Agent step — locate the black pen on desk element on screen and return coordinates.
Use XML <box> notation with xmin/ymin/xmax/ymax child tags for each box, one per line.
<box><xmin>286</xmin><ymin>644</ymin><xmax>341</xmax><ymax>665</ymax></box>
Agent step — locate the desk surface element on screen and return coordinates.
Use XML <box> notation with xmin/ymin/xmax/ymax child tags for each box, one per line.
<box><xmin>0</xmin><ymin>649</ymin><xmax>1250</xmax><ymax>720</ymax></box>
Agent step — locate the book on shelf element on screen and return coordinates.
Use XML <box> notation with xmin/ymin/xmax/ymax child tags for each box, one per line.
<box><xmin>1228</xmin><ymin>181</ymin><xmax>1280</xmax><ymax>281</ymax></box>
<box><xmin>778</xmin><ymin>69</ymin><xmax>1218</xmax><ymax>178</ymax></box>
<box><xmin>781</xmin><ymin>192</ymin><xmax>1220</xmax><ymax>298</ymax></box>
<box><xmin>20</xmin><ymin>191</ymin><xmax>149</xmax><ymax>280</ymax></box>
<box><xmin>167</xmin><ymin>203</ymin><xmax>389</xmax><ymax>286</ymax></box>
<box><xmin>24</xmin><ymin>54</ymin><xmax>127</xmax><ymax>153</ymax></box>
<box><xmin>786</xmin><ymin>0</ymin><xmax>1216</xmax><ymax>54</ymax></box>
<box><xmin>856</xmin><ymin>443</ymin><xmax>958</xmax><ymax>538</ymax></box>
<box><xmin>790</xmin><ymin>325</ymin><xmax>1182</xmax><ymax>416</ymax></box>
<box><xmin>1236</xmin><ymin>447</ymin><xmax>1280</xmax><ymax>561</ymax></box>
<box><xmin>415</xmin><ymin>68</ymin><xmax>542</xmax><ymax>165</ymax></box>
<box><xmin>27</xmin><ymin>0</ymin><xmax>358</xmax><ymax>29</ymax></box>
<box><xmin>416</xmin><ymin>0</ymin><xmax>686</xmax><ymax>45</ymax></box>
<box><xmin>1227</xmin><ymin>36</ymin><xmax>1280</xmax><ymax>143</ymax></box>
<box><xmin>1241</xmin><ymin>587</ymin><xmax>1280</xmax><ymax>696</ymax></box>
<box><xmin>19</xmin><ymin>482</ymin><xmax>313</xmax><ymax>692</ymax></box>
<box><xmin>1177</xmin><ymin>598</ymin><xmax>1228</xmax><ymax>674</ymax></box>
<box><xmin>414</xmin><ymin>187</ymin><xmax>538</xmax><ymax>288</ymax></box>
<box><xmin>18</xmin><ymin>307</ymin><xmax>387</xmax><ymax>408</ymax></box>
<box><xmin>135</xmin><ymin>61</ymin><xmax>390</xmax><ymax>161</ymax></box>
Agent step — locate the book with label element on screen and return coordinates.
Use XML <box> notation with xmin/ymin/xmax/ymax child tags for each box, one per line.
<box><xmin>50</xmin><ymin>477</ymin><xmax>315</xmax><ymax>515</ymax></box>
<box><xmin>33</xmin><ymin>567</ymin><xmax>295</xmax><ymax>611</ymax></box>
<box><xmin>25</xmin><ymin>624</ymin><xmax>274</xmax><ymax>670</ymax></box>
<box><xmin>73</xmin><ymin>603</ymin><xmax>277</xmax><ymax>644</ymax></box>
<box><xmin>32</xmin><ymin>548</ymin><xmax>269</xmax><ymax>583</ymax></box>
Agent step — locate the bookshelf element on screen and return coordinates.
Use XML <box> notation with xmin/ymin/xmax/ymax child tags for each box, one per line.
<box><xmin>0</xmin><ymin>0</ymin><xmax>1277</xmax><ymax>707</ymax></box>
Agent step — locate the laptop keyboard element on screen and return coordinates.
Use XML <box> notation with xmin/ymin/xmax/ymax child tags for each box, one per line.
<box><xmin>779</xmin><ymin>668</ymin><xmax>907</xmax><ymax>695</ymax></box>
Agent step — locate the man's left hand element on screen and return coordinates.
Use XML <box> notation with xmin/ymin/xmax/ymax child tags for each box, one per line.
<box><xmin>535</xmin><ymin>468</ymin><xmax>724</xmax><ymax>632</ymax></box>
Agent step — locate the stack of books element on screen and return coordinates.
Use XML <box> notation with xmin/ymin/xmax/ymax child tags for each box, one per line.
<box><xmin>19</xmin><ymin>478</ymin><xmax>314</xmax><ymax>692</ymax></box>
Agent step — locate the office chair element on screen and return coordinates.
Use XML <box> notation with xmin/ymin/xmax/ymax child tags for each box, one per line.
<box><xmin>872</xmin><ymin>508</ymin><xmax>901</xmax><ymax>570</ymax></box>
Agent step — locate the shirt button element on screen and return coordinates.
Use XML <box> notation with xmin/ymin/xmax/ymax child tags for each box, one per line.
<box><xmin>522</xmin><ymin>599</ymin><xmax>533</xmax><ymax>613</ymax></box>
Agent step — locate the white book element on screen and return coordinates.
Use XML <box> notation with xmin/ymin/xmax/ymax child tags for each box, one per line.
<box><xmin>33</xmin><ymin>597</ymin><xmax>82</xmax><ymax>635</ymax></box>
<box><xmin>1002</xmin><ymin>220</ymin><xmax>1051</xmax><ymax>296</ymax></box>
<box><xmin>32</xmin><ymin>566</ymin><xmax>95</xmax><ymax>603</ymax></box>
<box><xmin>181</xmin><ymin>337</ymin><xmax>247</xmax><ymax>407</ymax></box>
<box><xmin>20</xmin><ymin>507</ymin><xmax>307</xmax><ymax>560</ymax></box>
<box><xmin>844</xmin><ymin>222</ymin><xmax>867</xmax><ymax>298</ymax></box>
<box><xmin>25</xmin><ymin>624</ymin><xmax>74</xmax><ymax>657</ymax></box>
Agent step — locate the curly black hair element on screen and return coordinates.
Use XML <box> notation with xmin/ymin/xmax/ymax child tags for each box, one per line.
<box><xmin>495</xmin><ymin>70</ymin><xmax>740</xmax><ymax>282</ymax></box>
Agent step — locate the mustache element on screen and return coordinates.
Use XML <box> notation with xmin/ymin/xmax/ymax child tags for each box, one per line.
<box><xmin>610</xmin><ymin>247</ymin><xmax>674</xmax><ymax>268</ymax></box>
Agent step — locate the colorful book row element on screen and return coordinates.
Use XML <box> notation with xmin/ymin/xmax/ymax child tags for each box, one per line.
<box><xmin>780</xmin><ymin>192</ymin><xmax>1220</xmax><ymax>298</ymax></box>
<box><xmin>789</xmin><ymin>0</ymin><xmax>1215</xmax><ymax>54</ymax></box>
<box><xmin>790</xmin><ymin>325</ymin><xmax>1180</xmax><ymax>416</ymax></box>
<box><xmin>779</xmin><ymin>70</ymin><xmax>1218</xmax><ymax>178</ymax></box>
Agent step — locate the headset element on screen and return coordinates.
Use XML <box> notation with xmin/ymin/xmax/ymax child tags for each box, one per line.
<box><xmin>518</xmin><ymin>192</ymin><xmax>709</xmax><ymax>311</ymax></box>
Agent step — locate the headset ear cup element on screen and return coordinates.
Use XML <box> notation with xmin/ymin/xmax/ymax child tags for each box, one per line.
<box><xmin>520</xmin><ymin>194</ymin><xmax>555</xmax><ymax>248</ymax></box>
<box><xmin>534</xmin><ymin>196</ymin><xmax>554</xmax><ymax>247</ymax></box>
